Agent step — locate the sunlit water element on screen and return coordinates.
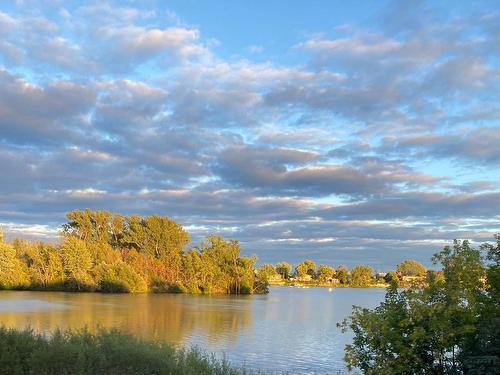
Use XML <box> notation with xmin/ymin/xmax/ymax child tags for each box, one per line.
<box><xmin>0</xmin><ymin>287</ymin><xmax>386</xmax><ymax>374</ymax></box>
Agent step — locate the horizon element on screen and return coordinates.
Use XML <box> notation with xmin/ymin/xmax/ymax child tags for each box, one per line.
<box><xmin>1</xmin><ymin>0</ymin><xmax>500</xmax><ymax>270</ymax></box>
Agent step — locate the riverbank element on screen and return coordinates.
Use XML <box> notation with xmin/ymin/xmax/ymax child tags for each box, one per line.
<box><xmin>269</xmin><ymin>280</ymin><xmax>389</xmax><ymax>288</ymax></box>
<box><xmin>0</xmin><ymin>326</ymin><xmax>255</xmax><ymax>375</ymax></box>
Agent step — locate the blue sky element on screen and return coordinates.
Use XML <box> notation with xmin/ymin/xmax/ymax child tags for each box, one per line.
<box><xmin>0</xmin><ymin>0</ymin><xmax>499</xmax><ymax>269</ymax></box>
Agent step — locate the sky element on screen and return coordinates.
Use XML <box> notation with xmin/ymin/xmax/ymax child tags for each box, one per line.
<box><xmin>1</xmin><ymin>0</ymin><xmax>500</xmax><ymax>270</ymax></box>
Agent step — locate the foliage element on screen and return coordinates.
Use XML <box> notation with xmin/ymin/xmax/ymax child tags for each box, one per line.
<box><xmin>0</xmin><ymin>242</ymin><xmax>30</xmax><ymax>289</ymax></box>
<box><xmin>335</xmin><ymin>265</ymin><xmax>349</xmax><ymax>284</ymax></box>
<box><xmin>295</xmin><ymin>260</ymin><xmax>316</xmax><ymax>278</ymax></box>
<box><xmin>199</xmin><ymin>236</ymin><xmax>258</xmax><ymax>294</ymax></box>
<box><xmin>256</xmin><ymin>264</ymin><xmax>277</xmax><ymax>283</ymax></box>
<box><xmin>60</xmin><ymin>236</ymin><xmax>95</xmax><ymax>291</ymax></box>
<box><xmin>19</xmin><ymin>242</ymin><xmax>65</xmax><ymax>289</ymax></box>
<box><xmin>397</xmin><ymin>259</ymin><xmax>427</xmax><ymax>277</ymax></box>
<box><xmin>316</xmin><ymin>264</ymin><xmax>335</xmax><ymax>283</ymax></box>
<box><xmin>94</xmin><ymin>262</ymin><xmax>148</xmax><ymax>293</ymax></box>
<box><xmin>0</xmin><ymin>327</ymin><xmax>252</xmax><ymax>375</ymax></box>
<box><xmin>349</xmin><ymin>265</ymin><xmax>373</xmax><ymax>287</ymax></box>
<box><xmin>341</xmin><ymin>237</ymin><xmax>500</xmax><ymax>374</ymax></box>
<box><xmin>0</xmin><ymin>209</ymin><xmax>263</xmax><ymax>295</ymax></box>
<box><xmin>275</xmin><ymin>262</ymin><xmax>292</xmax><ymax>279</ymax></box>
<box><xmin>383</xmin><ymin>270</ymin><xmax>400</xmax><ymax>285</ymax></box>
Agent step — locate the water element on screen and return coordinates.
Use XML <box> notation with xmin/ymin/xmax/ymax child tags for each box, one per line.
<box><xmin>0</xmin><ymin>287</ymin><xmax>386</xmax><ymax>374</ymax></box>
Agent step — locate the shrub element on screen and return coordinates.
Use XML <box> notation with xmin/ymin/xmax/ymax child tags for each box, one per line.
<box><xmin>0</xmin><ymin>327</ymin><xmax>249</xmax><ymax>374</ymax></box>
<box><xmin>94</xmin><ymin>262</ymin><xmax>148</xmax><ymax>293</ymax></box>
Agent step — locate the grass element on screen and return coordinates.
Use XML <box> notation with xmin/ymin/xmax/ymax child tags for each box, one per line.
<box><xmin>0</xmin><ymin>326</ymin><xmax>258</xmax><ymax>375</ymax></box>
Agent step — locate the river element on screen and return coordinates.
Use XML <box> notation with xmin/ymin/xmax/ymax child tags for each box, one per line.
<box><xmin>0</xmin><ymin>287</ymin><xmax>386</xmax><ymax>374</ymax></box>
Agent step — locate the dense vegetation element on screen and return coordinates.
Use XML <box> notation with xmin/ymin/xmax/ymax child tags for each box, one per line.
<box><xmin>256</xmin><ymin>258</ymin><xmax>432</xmax><ymax>288</ymax></box>
<box><xmin>0</xmin><ymin>209</ymin><xmax>266</xmax><ymax>294</ymax></box>
<box><xmin>341</xmin><ymin>235</ymin><xmax>500</xmax><ymax>374</ymax></box>
<box><xmin>0</xmin><ymin>209</ymin><xmax>435</xmax><ymax>294</ymax></box>
<box><xmin>0</xmin><ymin>327</ymin><xmax>254</xmax><ymax>375</ymax></box>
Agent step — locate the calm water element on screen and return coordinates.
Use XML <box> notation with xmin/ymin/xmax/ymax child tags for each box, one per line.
<box><xmin>0</xmin><ymin>287</ymin><xmax>386</xmax><ymax>374</ymax></box>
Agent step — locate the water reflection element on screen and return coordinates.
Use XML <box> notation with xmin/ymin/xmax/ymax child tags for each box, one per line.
<box><xmin>0</xmin><ymin>287</ymin><xmax>385</xmax><ymax>373</ymax></box>
<box><xmin>0</xmin><ymin>292</ymin><xmax>253</xmax><ymax>346</ymax></box>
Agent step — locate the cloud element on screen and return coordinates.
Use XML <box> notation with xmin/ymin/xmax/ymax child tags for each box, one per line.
<box><xmin>0</xmin><ymin>70</ymin><xmax>95</xmax><ymax>145</ymax></box>
<box><xmin>0</xmin><ymin>1</ymin><xmax>498</xmax><ymax>268</ymax></box>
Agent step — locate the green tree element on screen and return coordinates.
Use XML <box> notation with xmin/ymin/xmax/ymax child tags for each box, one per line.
<box><xmin>295</xmin><ymin>260</ymin><xmax>316</xmax><ymax>278</ymax></box>
<box><xmin>275</xmin><ymin>262</ymin><xmax>292</xmax><ymax>279</ymax></box>
<box><xmin>341</xmin><ymin>238</ymin><xmax>492</xmax><ymax>374</ymax></box>
<box><xmin>350</xmin><ymin>265</ymin><xmax>373</xmax><ymax>287</ymax></box>
<box><xmin>397</xmin><ymin>259</ymin><xmax>427</xmax><ymax>277</ymax></box>
<box><xmin>317</xmin><ymin>264</ymin><xmax>335</xmax><ymax>283</ymax></box>
<box><xmin>199</xmin><ymin>236</ymin><xmax>257</xmax><ymax>294</ymax></box>
<box><xmin>458</xmin><ymin>235</ymin><xmax>500</xmax><ymax>374</ymax></box>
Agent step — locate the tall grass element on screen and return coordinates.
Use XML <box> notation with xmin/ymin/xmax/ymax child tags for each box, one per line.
<box><xmin>0</xmin><ymin>326</ymin><xmax>257</xmax><ymax>375</ymax></box>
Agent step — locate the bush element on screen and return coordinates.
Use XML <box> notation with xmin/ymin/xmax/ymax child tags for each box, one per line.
<box><xmin>0</xmin><ymin>327</ymin><xmax>249</xmax><ymax>375</ymax></box>
<box><xmin>94</xmin><ymin>262</ymin><xmax>148</xmax><ymax>293</ymax></box>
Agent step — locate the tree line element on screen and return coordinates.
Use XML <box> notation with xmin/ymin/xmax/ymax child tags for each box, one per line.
<box><xmin>256</xmin><ymin>258</ymin><xmax>433</xmax><ymax>288</ymax></box>
<box><xmin>0</xmin><ymin>208</ymin><xmax>438</xmax><ymax>294</ymax></box>
<box><xmin>0</xmin><ymin>209</ymin><xmax>266</xmax><ymax>294</ymax></box>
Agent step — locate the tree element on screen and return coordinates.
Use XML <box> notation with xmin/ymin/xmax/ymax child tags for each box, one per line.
<box><xmin>397</xmin><ymin>259</ymin><xmax>427</xmax><ymax>277</ymax></box>
<box><xmin>341</xmin><ymin>238</ymin><xmax>493</xmax><ymax>374</ymax></box>
<box><xmin>317</xmin><ymin>264</ymin><xmax>335</xmax><ymax>283</ymax></box>
<box><xmin>0</xmin><ymin>242</ymin><xmax>30</xmax><ymax>289</ymax></box>
<box><xmin>275</xmin><ymin>262</ymin><xmax>292</xmax><ymax>279</ymax></box>
<box><xmin>335</xmin><ymin>265</ymin><xmax>349</xmax><ymax>284</ymax></box>
<box><xmin>460</xmin><ymin>235</ymin><xmax>500</xmax><ymax>374</ymax></box>
<box><xmin>256</xmin><ymin>264</ymin><xmax>277</xmax><ymax>283</ymax></box>
<box><xmin>63</xmin><ymin>209</ymin><xmax>112</xmax><ymax>244</ymax></box>
<box><xmin>123</xmin><ymin>215</ymin><xmax>189</xmax><ymax>259</ymax></box>
<box><xmin>295</xmin><ymin>260</ymin><xmax>316</xmax><ymax>278</ymax></box>
<box><xmin>181</xmin><ymin>249</ymin><xmax>203</xmax><ymax>293</ymax></box>
<box><xmin>383</xmin><ymin>271</ymin><xmax>400</xmax><ymax>285</ymax></box>
<box><xmin>350</xmin><ymin>265</ymin><xmax>373</xmax><ymax>287</ymax></box>
<box><xmin>60</xmin><ymin>236</ymin><xmax>94</xmax><ymax>290</ymax></box>
<box><xmin>20</xmin><ymin>242</ymin><xmax>65</xmax><ymax>288</ymax></box>
<box><xmin>199</xmin><ymin>236</ymin><xmax>257</xmax><ymax>294</ymax></box>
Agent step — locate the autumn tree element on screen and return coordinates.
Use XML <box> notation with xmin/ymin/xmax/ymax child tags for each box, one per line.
<box><xmin>275</xmin><ymin>262</ymin><xmax>292</xmax><ymax>279</ymax></box>
<box><xmin>63</xmin><ymin>209</ymin><xmax>112</xmax><ymax>244</ymax></box>
<box><xmin>60</xmin><ymin>236</ymin><xmax>94</xmax><ymax>290</ymax></box>
<box><xmin>295</xmin><ymin>260</ymin><xmax>316</xmax><ymax>278</ymax></box>
<box><xmin>350</xmin><ymin>265</ymin><xmax>373</xmax><ymax>287</ymax></box>
<box><xmin>0</xmin><ymin>241</ymin><xmax>30</xmax><ymax>289</ymax></box>
<box><xmin>396</xmin><ymin>259</ymin><xmax>427</xmax><ymax>277</ymax></box>
<box><xmin>317</xmin><ymin>264</ymin><xmax>335</xmax><ymax>283</ymax></box>
<box><xmin>256</xmin><ymin>264</ymin><xmax>278</xmax><ymax>283</ymax></box>
<box><xmin>123</xmin><ymin>215</ymin><xmax>189</xmax><ymax>259</ymax></box>
<box><xmin>20</xmin><ymin>242</ymin><xmax>65</xmax><ymax>288</ymax></box>
<box><xmin>335</xmin><ymin>265</ymin><xmax>349</xmax><ymax>284</ymax></box>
